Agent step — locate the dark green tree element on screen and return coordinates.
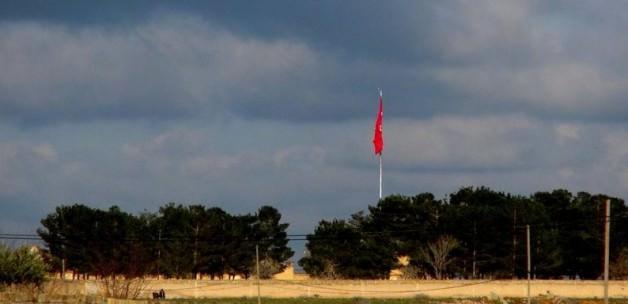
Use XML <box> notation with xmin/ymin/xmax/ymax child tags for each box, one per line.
<box><xmin>364</xmin><ymin>194</ymin><xmax>442</xmax><ymax>256</ymax></box>
<box><xmin>93</xmin><ymin>206</ymin><xmax>150</xmax><ymax>278</ymax></box>
<box><xmin>198</xmin><ymin>207</ymin><xmax>231</xmax><ymax>279</ymax></box>
<box><xmin>38</xmin><ymin>204</ymin><xmax>151</xmax><ymax>279</ymax></box>
<box><xmin>224</xmin><ymin>214</ymin><xmax>255</xmax><ymax>279</ymax></box>
<box><xmin>252</xmin><ymin>206</ymin><xmax>294</xmax><ymax>277</ymax></box>
<box><xmin>156</xmin><ymin>203</ymin><xmax>194</xmax><ymax>278</ymax></box>
<box><xmin>299</xmin><ymin>219</ymin><xmax>395</xmax><ymax>279</ymax></box>
<box><xmin>444</xmin><ymin>187</ymin><xmax>514</xmax><ymax>278</ymax></box>
<box><xmin>38</xmin><ymin>204</ymin><xmax>98</xmax><ymax>278</ymax></box>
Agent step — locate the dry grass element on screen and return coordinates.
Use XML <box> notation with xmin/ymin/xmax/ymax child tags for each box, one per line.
<box><xmin>0</xmin><ymin>280</ymin><xmax>102</xmax><ymax>303</ymax></box>
<box><xmin>1</xmin><ymin>286</ymin><xmax>626</xmax><ymax>304</ymax></box>
<box><xmin>160</xmin><ymin>297</ymin><xmax>628</xmax><ymax>304</ymax></box>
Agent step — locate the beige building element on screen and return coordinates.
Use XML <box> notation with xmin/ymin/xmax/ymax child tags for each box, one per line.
<box><xmin>389</xmin><ymin>255</ymin><xmax>411</xmax><ymax>280</ymax></box>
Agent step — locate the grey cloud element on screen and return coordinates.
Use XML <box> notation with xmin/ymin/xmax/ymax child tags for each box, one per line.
<box><xmin>0</xmin><ymin>141</ymin><xmax>65</xmax><ymax>233</ymax></box>
<box><xmin>4</xmin><ymin>3</ymin><xmax>628</xmax><ymax>125</ymax></box>
<box><xmin>0</xmin><ymin>141</ymin><xmax>58</xmax><ymax>195</ymax></box>
<box><xmin>0</xmin><ymin>118</ymin><xmax>625</xmax><ymax>237</ymax></box>
<box><xmin>0</xmin><ymin>21</ymin><xmax>194</xmax><ymax>125</ymax></box>
<box><xmin>0</xmin><ymin>17</ymin><xmax>335</xmax><ymax>125</ymax></box>
<box><xmin>385</xmin><ymin>116</ymin><xmax>537</xmax><ymax>170</ymax></box>
<box><xmin>328</xmin><ymin>115</ymin><xmax>610</xmax><ymax>179</ymax></box>
<box><xmin>420</xmin><ymin>1</ymin><xmax>628</xmax><ymax>121</ymax></box>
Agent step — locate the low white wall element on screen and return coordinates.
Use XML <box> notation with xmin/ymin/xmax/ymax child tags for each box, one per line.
<box><xmin>130</xmin><ymin>279</ymin><xmax>628</xmax><ymax>299</ymax></box>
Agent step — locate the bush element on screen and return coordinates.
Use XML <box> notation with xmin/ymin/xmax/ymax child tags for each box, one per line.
<box><xmin>400</xmin><ymin>264</ymin><xmax>425</xmax><ymax>280</ymax></box>
<box><xmin>258</xmin><ymin>258</ymin><xmax>283</xmax><ymax>279</ymax></box>
<box><xmin>611</xmin><ymin>246</ymin><xmax>628</xmax><ymax>279</ymax></box>
<box><xmin>100</xmin><ymin>275</ymin><xmax>147</xmax><ymax>299</ymax></box>
<box><xmin>0</xmin><ymin>244</ymin><xmax>48</xmax><ymax>288</ymax></box>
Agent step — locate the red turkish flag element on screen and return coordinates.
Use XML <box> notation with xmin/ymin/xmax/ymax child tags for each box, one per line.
<box><xmin>372</xmin><ymin>92</ymin><xmax>383</xmax><ymax>155</ymax></box>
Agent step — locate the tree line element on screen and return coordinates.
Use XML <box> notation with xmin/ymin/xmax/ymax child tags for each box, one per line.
<box><xmin>299</xmin><ymin>187</ymin><xmax>628</xmax><ymax>280</ymax></box>
<box><xmin>37</xmin><ymin>204</ymin><xmax>293</xmax><ymax>280</ymax></box>
<box><xmin>35</xmin><ymin>187</ymin><xmax>628</xmax><ymax>281</ymax></box>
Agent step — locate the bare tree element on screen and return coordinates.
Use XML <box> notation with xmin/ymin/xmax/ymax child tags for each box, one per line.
<box><xmin>100</xmin><ymin>275</ymin><xmax>147</xmax><ymax>299</ymax></box>
<box><xmin>419</xmin><ymin>235</ymin><xmax>459</xmax><ymax>279</ymax></box>
<box><xmin>611</xmin><ymin>247</ymin><xmax>628</xmax><ymax>279</ymax></box>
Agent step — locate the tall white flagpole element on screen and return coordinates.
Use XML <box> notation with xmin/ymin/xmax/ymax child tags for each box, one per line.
<box><xmin>379</xmin><ymin>154</ymin><xmax>382</xmax><ymax>199</ymax></box>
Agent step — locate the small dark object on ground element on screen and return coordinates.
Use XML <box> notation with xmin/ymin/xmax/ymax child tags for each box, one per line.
<box><xmin>152</xmin><ymin>289</ymin><xmax>166</xmax><ymax>299</ymax></box>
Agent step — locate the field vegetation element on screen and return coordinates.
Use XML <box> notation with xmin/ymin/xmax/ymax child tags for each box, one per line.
<box><xmin>129</xmin><ymin>297</ymin><xmax>627</xmax><ymax>304</ymax></box>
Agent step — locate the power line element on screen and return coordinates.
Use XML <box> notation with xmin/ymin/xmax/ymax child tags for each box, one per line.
<box><xmin>2</xmin><ymin>213</ymin><xmax>626</xmax><ymax>244</ymax></box>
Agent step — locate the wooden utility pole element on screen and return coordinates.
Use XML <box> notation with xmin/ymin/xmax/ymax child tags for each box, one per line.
<box><xmin>604</xmin><ymin>199</ymin><xmax>610</xmax><ymax>304</ymax></box>
<box><xmin>526</xmin><ymin>224</ymin><xmax>531</xmax><ymax>304</ymax></box>
<box><xmin>194</xmin><ymin>224</ymin><xmax>199</xmax><ymax>279</ymax></box>
<box><xmin>256</xmin><ymin>244</ymin><xmax>261</xmax><ymax>304</ymax></box>
<box><xmin>157</xmin><ymin>229</ymin><xmax>161</xmax><ymax>279</ymax></box>
<box><xmin>472</xmin><ymin>221</ymin><xmax>477</xmax><ymax>279</ymax></box>
<box><xmin>513</xmin><ymin>208</ymin><xmax>517</xmax><ymax>278</ymax></box>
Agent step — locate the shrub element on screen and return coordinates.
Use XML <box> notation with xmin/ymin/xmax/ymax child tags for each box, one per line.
<box><xmin>258</xmin><ymin>258</ymin><xmax>283</xmax><ymax>279</ymax></box>
<box><xmin>611</xmin><ymin>246</ymin><xmax>628</xmax><ymax>279</ymax></box>
<box><xmin>0</xmin><ymin>244</ymin><xmax>48</xmax><ymax>288</ymax></box>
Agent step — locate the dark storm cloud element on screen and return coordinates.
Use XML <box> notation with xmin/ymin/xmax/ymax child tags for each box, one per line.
<box><xmin>3</xmin><ymin>1</ymin><xmax>628</xmax><ymax>125</ymax></box>
<box><xmin>0</xmin><ymin>1</ymin><xmax>454</xmax><ymax>123</ymax></box>
<box><xmin>0</xmin><ymin>1</ymin><xmax>439</xmax><ymax>63</ymax></box>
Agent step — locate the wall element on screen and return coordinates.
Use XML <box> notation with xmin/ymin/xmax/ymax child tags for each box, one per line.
<box><xmin>61</xmin><ymin>279</ymin><xmax>628</xmax><ymax>299</ymax></box>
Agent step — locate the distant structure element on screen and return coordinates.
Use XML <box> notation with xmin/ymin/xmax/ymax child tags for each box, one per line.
<box><xmin>389</xmin><ymin>256</ymin><xmax>410</xmax><ymax>280</ymax></box>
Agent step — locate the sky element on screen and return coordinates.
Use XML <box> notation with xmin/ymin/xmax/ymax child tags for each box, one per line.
<box><xmin>2</xmin><ymin>1</ymin><xmax>628</xmax><ymax>260</ymax></box>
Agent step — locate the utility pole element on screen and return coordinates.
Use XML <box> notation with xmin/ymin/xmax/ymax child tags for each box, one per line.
<box><xmin>157</xmin><ymin>229</ymin><xmax>161</xmax><ymax>280</ymax></box>
<box><xmin>194</xmin><ymin>224</ymin><xmax>199</xmax><ymax>280</ymax></box>
<box><xmin>513</xmin><ymin>208</ymin><xmax>517</xmax><ymax>279</ymax></box>
<box><xmin>256</xmin><ymin>244</ymin><xmax>261</xmax><ymax>304</ymax></box>
<box><xmin>526</xmin><ymin>224</ymin><xmax>531</xmax><ymax>304</ymax></box>
<box><xmin>472</xmin><ymin>221</ymin><xmax>477</xmax><ymax>279</ymax></box>
<box><xmin>604</xmin><ymin>199</ymin><xmax>610</xmax><ymax>304</ymax></box>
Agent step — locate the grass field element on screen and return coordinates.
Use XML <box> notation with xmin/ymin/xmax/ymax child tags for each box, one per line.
<box><xmin>1</xmin><ymin>293</ymin><xmax>626</xmax><ymax>303</ymax></box>
<box><xmin>2</xmin><ymin>281</ymin><xmax>627</xmax><ymax>304</ymax></box>
<box><xmin>158</xmin><ymin>297</ymin><xmax>627</xmax><ymax>304</ymax></box>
